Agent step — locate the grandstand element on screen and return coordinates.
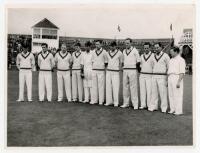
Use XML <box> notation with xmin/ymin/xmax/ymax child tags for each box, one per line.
<box><xmin>59</xmin><ymin>36</ymin><xmax>173</xmax><ymax>53</ymax></box>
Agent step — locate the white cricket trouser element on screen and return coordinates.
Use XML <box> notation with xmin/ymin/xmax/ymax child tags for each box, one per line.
<box><xmin>139</xmin><ymin>74</ymin><xmax>152</xmax><ymax>108</ymax></box>
<box><xmin>150</xmin><ymin>76</ymin><xmax>168</xmax><ymax>112</ymax></box>
<box><xmin>57</xmin><ymin>70</ymin><xmax>72</xmax><ymax>101</ymax></box>
<box><xmin>168</xmin><ymin>74</ymin><xmax>183</xmax><ymax>114</ymax></box>
<box><xmin>72</xmin><ymin>70</ymin><xmax>83</xmax><ymax>101</ymax></box>
<box><xmin>91</xmin><ymin>70</ymin><xmax>105</xmax><ymax>104</ymax></box>
<box><xmin>123</xmin><ymin>70</ymin><xmax>139</xmax><ymax>108</ymax></box>
<box><xmin>83</xmin><ymin>69</ymin><xmax>92</xmax><ymax>102</ymax></box>
<box><xmin>39</xmin><ymin>71</ymin><xmax>52</xmax><ymax>101</ymax></box>
<box><xmin>18</xmin><ymin>69</ymin><xmax>32</xmax><ymax>101</ymax></box>
<box><xmin>106</xmin><ymin>71</ymin><xmax>120</xmax><ymax>106</ymax></box>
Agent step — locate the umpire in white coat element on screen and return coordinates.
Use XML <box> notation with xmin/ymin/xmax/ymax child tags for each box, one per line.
<box><xmin>16</xmin><ymin>43</ymin><xmax>35</xmax><ymax>102</ymax></box>
<box><xmin>168</xmin><ymin>46</ymin><xmax>186</xmax><ymax>115</ymax></box>
<box><xmin>81</xmin><ymin>41</ymin><xmax>93</xmax><ymax>103</ymax></box>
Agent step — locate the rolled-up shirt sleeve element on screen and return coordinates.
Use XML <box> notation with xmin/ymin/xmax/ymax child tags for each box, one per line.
<box><xmin>179</xmin><ymin>58</ymin><xmax>186</xmax><ymax>74</ymax></box>
<box><xmin>38</xmin><ymin>55</ymin><xmax>41</xmax><ymax>68</ymax></box>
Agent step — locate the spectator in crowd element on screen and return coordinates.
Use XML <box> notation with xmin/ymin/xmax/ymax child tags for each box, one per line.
<box><xmin>81</xmin><ymin>41</ymin><xmax>93</xmax><ymax>103</ymax></box>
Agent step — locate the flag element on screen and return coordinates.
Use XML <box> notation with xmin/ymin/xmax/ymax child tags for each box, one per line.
<box><xmin>170</xmin><ymin>23</ymin><xmax>172</xmax><ymax>31</ymax></box>
<box><xmin>117</xmin><ymin>25</ymin><xmax>121</xmax><ymax>32</ymax></box>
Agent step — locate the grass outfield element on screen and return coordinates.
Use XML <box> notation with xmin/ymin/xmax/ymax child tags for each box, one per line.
<box><xmin>7</xmin><ymin>70</ymin><xmax>193</xmax><ymax>146</ymax></box>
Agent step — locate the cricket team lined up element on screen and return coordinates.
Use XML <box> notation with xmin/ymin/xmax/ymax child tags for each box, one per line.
<box><xmin>16</xmin><ymin>38</ymin><xmax>186</xmax><ymax>115</ymax></box>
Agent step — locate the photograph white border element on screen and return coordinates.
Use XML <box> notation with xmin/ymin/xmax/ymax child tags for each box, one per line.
<box><xmin>1</xmin><ymin>0</ymin><xmax>199</xmax><ymax>153</ymax></box>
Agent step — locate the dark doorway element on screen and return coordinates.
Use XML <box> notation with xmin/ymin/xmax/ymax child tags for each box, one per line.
<box><xmin>182</xmin><ymin>45</ymin><xmax>192</xmax><ymax>64</ymax></box>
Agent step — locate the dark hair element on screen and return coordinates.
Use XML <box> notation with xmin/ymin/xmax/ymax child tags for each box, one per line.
<box><xmin>110</xmin><ymin>41</ymin><xmax>117</xmax><ymax>47</ymax></box>
<box><xmin>154</xmin><ymin>42</ymin><xmax>162</xmax><ymax>48</ymax></box>
<box><xmin>95</xmin><ymin>39</ymin><xmax>103</xmax><ymax>44</ymax></box>
<box><xmin>41</xmin><ymin>43</ymin><xmax>48</xmax><ymax>47</ymax></box>
<box><xmin>125</xmin><ymin>38</ymin><xmax>132</xmax><ymax>43</ymax></box>
<box><xmin>85</xmin><ymin>41</ymin><xmax>92</xmax><ymax>47</ymax></box>
<box><xmin>74</xmin><ymin>42</ymin><xmax>81</xmax><ymax>47</ymax></box>
<box><xmin>171</xmin><ymin>46</ymin><xmax>180</xmax><ymax>53</ymax></box>
<box><xmin>21</xmin><ymin>42</ymin><xmax>29</xmax><ymax>49</ymax></box>
<box><xmin>144</xmin><ymin>42</ymin><xmax>151</xmax><ymax>47</ymax></box>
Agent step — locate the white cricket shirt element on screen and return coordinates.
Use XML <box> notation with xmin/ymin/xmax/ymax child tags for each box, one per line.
<box><xmin>152</xmin><ymin>51</ymin><xmax>170</xmax><ymax>74</ymax></box>
<box><xmin>38</xmin><ymin>51</ymin><xmax>54</xmax><ymax>70</ymax></box>
<box><xmin>168</xmin><ymin>54</ymin><xmax>186</xmax><ymax>75</ymax></box>
<box><xmin>16</xmin><ymin>52</ymin><xmax>35</xmax><ymax>69</ymax></box>
<box><xmin>140</xmin><ymin>52</ymin><xmax>154</xmax><ymax>73</ymax></box>
<box><xmin>54</xmin><ymin>51</ymin><xmax>72</xmax><ymax>70</ymax></box>
<box><xmin>123</xmin><ymin>46</ymin><xmax>140</xmax><ymax>69</ymax></box>
<box><xmin>91</xmin><ymin>48</ymin><xmax>108</xmax><ymax>70</ymax></box>
<box><xmin>72</xmin><ymin>51</ymin><xmax>83</xmax><ymax>70</ymax></box>
<box><xmin>81</xmin><ymin>51</ymin><xmax>93</xmax><ymax>71</ymax></box>
<box><xmin>107</xmin><ymin>49</ymin><xmax>123</xmax><ymax>71</ymax></box>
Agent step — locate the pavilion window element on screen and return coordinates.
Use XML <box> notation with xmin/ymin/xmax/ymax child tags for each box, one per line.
<box><xmin>33</xmin><ymin>28</ymin><xmax>40</xmax><ymax>39</ymax></box>
<box><xmin>42</xmin><ymin>29</ymin><xmax>57</xmax><ymax>39</ymax></box>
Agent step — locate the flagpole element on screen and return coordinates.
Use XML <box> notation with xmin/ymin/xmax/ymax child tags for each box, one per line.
<box><xmin>170</xmin><ymin>23</ymin><xmax>174</xmax><ymax>47</ymax></box>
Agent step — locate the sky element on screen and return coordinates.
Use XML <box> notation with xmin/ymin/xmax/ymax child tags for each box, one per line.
<box><xmin>7</xmin><ymin>4</ymin><xmax>195</xmax><ymax>45</ymax></box>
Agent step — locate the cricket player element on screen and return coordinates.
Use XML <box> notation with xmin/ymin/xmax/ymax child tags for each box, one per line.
<box><xmin>150</xmin><ymin>43</ymin><xmax>170</xmax><ymax>112</ymax></box>
<box><xmin>16</xmin><ymin>43</ymin><xmax>35</xmax><ymax>102</ymax></box>
<box><xmin>168</xmin><ymin>46</ymin><xmax>186</xmax><ymax>115</ymax></box>
<box><xmin>54</xmin><ymin>43</ymin><xmax>72</xmax><ymax>102</ymax></box>
<box><xmin>139</xmin><ymin>42</ymin><xmax>154</xmax><ymax>109</ymax></box>
<box><xmin>120</xmin><ymin>38</ymin><xmax>141</xmax><ymax>109</ymax></box>
<box><xmin>71</xmin><ymin>42</ymin><xmax>84</xmax><ymax>102</ymax></box>
<box><xmin>105</xmin><ymin>41</ymin><xmax>123</xmax><ymax>107</ymax></box>
<box><xmin>38</xmin><ymin>43</ymin><xmax>55</xmax><ymax>102</ymax></box>
<box><xmin>91</xmin><ymin>40</ymin><xmax>108</xmax><ymax>105</ymax></box>
<box><xmin>81</xmin><ymin>41</ymin><xmax>93</xmax><ymax>103</ymax></box>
